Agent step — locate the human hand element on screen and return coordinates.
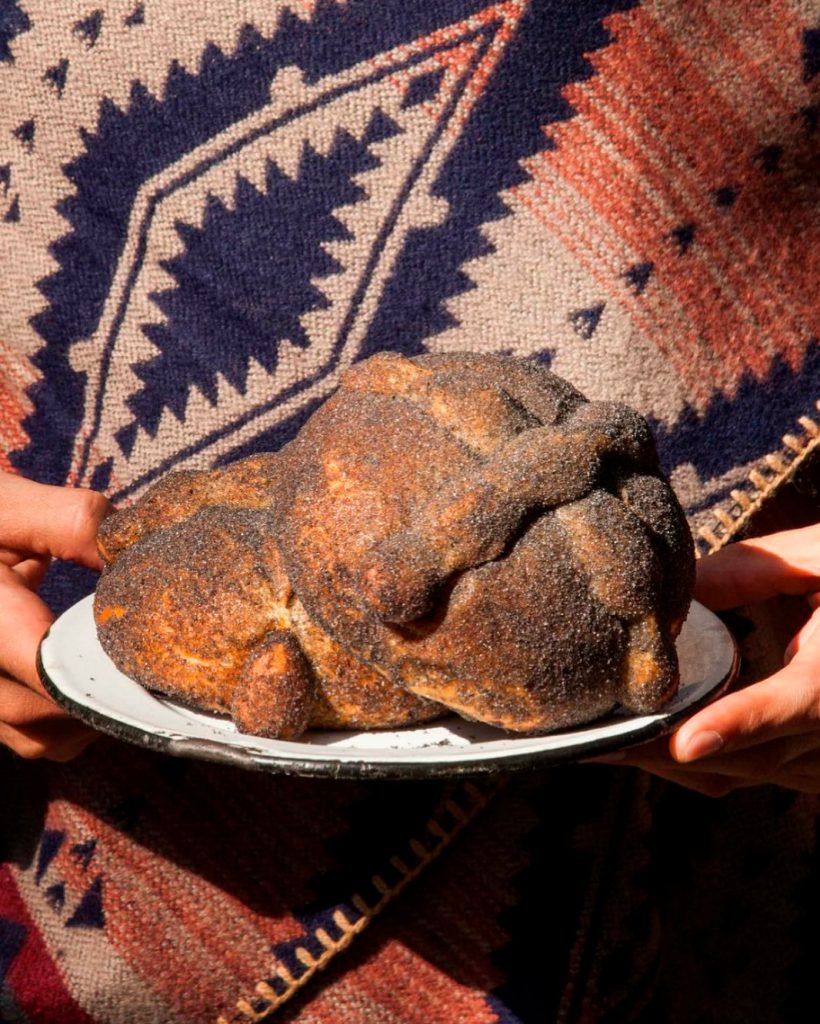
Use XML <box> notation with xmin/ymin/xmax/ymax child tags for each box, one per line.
<box><xmin>595</xmin><ymin>524</ymin><xmax>820</xmax><ymax>795</ymax></box>
<box><xmin>0</xmin><ymin>472</ymin><xmax>112</xmax><ymax>760</ymax></box>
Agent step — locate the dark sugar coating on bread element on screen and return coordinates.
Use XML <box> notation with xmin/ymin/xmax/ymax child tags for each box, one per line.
<box><xmin>97</xmin><ymin>453</ymin><xmax>281</xmax><ymax>564</ymax></box>
<box><xmin>384</xmin><ymin>512</ymin><xmax>630</xmax><ymax>730</ymax></box>
<box><xmin>95</xmin><ymin>507</ymin><xmax>284</xmax><ymax>712</ymax></box>
<box><xmin>94</xmin><ymin>351</ymin><xmax>694</xmax><ymax>738</ymax></box>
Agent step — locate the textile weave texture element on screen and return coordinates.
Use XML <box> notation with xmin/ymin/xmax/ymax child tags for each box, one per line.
<box><xmin>0</xmin><ymin>1</ymin><xmax>818</xmax><ymax>1022</ymax></box>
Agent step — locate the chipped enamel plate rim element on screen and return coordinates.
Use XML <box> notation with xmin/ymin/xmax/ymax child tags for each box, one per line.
<box><xmin>39</xmin><ymin>596</ymin><xmax>738</xmax><ymax>779</ymax></box>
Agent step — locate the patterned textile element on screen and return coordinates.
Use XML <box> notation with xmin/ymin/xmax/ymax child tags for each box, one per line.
<box><xmin>0</xmin><ymin>1</ymin><xmax>817</xmax><ymax>1021</ymax></box>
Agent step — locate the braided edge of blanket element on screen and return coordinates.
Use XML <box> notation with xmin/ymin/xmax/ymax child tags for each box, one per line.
<box><xmin>221</xmin><ymin>399</ymin><xmax>819</xmax><ymax>1023</ymax></box>
<box><xmin>696</xmin><ymin>399</ymin><xmax>820</xmax><ymax>556</ymax></box>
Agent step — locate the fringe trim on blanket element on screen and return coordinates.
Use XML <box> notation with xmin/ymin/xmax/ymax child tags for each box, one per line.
<box><xmin>695</xmin><ymin>400</ymin><xmax>820</xmax><ymax>557</ymax></box>
<box><xmin>220</xmin><ymin>778</ymin><xmax>506</xmax><ymax>1023</ymax></box>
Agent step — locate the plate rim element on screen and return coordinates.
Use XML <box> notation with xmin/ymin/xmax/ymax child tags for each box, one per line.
<box><xmin>38</xmin><ymin>598</ymin><xmax>740</xmax><ymax>780</ymax></box>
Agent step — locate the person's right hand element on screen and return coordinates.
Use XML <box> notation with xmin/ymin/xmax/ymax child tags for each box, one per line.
<box><xmin>593</xmin><ymin>524</ymin><xmax>820</xmax><ymax>794</ymax></box>
<box><xmin>0</xmin><ymin>472</ymin><xmax>112</xmax><ymax>760</ymax></box>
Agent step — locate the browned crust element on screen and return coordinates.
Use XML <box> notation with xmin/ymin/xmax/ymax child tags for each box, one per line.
<box><xmin>95</xmin><ymin>499</ymin><xmax>444</xmax><ymax>735</ymax></box>
<box><xmin>290</xmin><ymin>604</ymin><xmax>445</xmax><ymax>729</ymax></box>
<box><xmin>95</xmin><ymin>352</ymin><xmax>694</xmax><ymax>738</ymax></box>
<box><xmin>97</xmin><ymin>454</ymin><xmax>281</xmax><ymax>564</ymax></box>
<box><xmin>95</xmin><ymin>507</ymin><xmax>288</xmax><ymax>714</ymax></box>
<box><xmin>232</xmin><ymin>631</ymin><xmax>316</xmax><ymax>739</ymax></box>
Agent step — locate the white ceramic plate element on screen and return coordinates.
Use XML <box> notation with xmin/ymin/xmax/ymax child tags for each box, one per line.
<box><xmin>39</xmin><ymin>596</ymin><xmax>738</xmax><ymax>778</ymax></box>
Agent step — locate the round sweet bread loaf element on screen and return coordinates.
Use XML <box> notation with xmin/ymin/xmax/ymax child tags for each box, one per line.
<box><xmin>95</xmin><ymin>352</ymin><xmax>694</xmax><ymax>737</ymax></box>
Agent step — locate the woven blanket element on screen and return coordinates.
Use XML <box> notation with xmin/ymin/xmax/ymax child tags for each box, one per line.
<box><xmin>0</xmin><ymin>1</ymin><xmax>818</xmax><ymax>1021</ymax></box>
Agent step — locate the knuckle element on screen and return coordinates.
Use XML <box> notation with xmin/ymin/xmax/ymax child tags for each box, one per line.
<box><xmin>66</xmin><ymin>489</ymin><xmax>110</xmax><ymax>543</ymax></box>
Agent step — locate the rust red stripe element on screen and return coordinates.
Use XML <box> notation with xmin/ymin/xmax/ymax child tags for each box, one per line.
<box><xmin>0</xmin><ymin>347</ymin><xmax>32</xmax><ymax>471</ymax></box>
<box><xmin>698</xmin><ymin>0</ymin><xmax>808</xmax><ymax>118</ymax></box>
<box><xmin>45</xmin><ymin>745</ymin><xmax>375</xmax><ymax>1024</ymax></box>
<box><xmin>511</xmin><ymin>169</ymin><xmax>714</xmax><ymax>403</ymax></box>
<box><xmin>331</xmin><ymin>937</ymin><xmax>500</xmax><ymax>1024</ymax></box>
<box><xmin>47</xmin><ymin>795</ymin><xmax>302</xmax><ymax>1024</ymax></box>
<box><xmin>603</xmin><ymin>7</ymin><xmax>817</xmax><ymax>340</ymax></box>
<box><xmin>551</xmin><ymin>70</ymin><xmax>776</xmax><ymax>382</ymax></box>
<box><xmin>0</xmin><ymin>863</ymin><xmax>97</xmax><ymax>1024</ymax></box>
<box><xmin>525</xmin><ymin>3</ymin><xmax>818</xmax><ymax>395</ymax></box>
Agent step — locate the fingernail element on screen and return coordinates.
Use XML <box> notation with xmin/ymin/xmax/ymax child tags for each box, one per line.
<box><xmin>680</xmin><ymin>730</ymin><xmax>724</xmax><ymax>763</ymax></box>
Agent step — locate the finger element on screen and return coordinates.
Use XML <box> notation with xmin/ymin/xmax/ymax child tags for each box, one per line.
<box><xmin>651</xmin><ymin>752</ymin><xmax>820</xmax><ymax>795</ymax></box>
<box><xmin>631</xmin><ymin>763</ymin><xmax>751</xmax><ymax>798</ymax></box>
<box><xmin>0</xmin><ymin>673</ymin><xmax>70</xmax><ymax>726</ymax></box>
<box><xmin>584</xmin><ymin>734</ymin><xmax>669</xmax><ymax>764</ymax></box>
<box><xmin>605</xmin><ymin>727</ymin><xmax>820</xmax><ymax>793</ymax></box>
<box><xmin>664</xmin><ymin>731</ymin><xmax>820</xmax><ymax>778</ymax></box>
<box><xmin>0</xmin><ymin>565</ymin><xmax>54</xmax><ymax>691</ymax></box>
<box><xmin>0</xmin><ymin>545</ymin><xmax>32</xmax><ymax>565</ymax></box>
<box><xmin>0</xmin><ymin>718</ymin><xmax>96</xmax><ymax>761</ymax></box>
<box><xmin>669</xmin><ymin>659</ymin><xmax>820</xmax><ymax>764</ymax></box>
<box><xmin>44</xmin><ymin>731</ymin><xmax>97</xmax><ymax>762</ymax></box>
<box><xmin>0</xmin><ymin>474</ymin><xmax>112</xmax><ymax>569</ymax></box>
<box><xmin>11</xmin><ymin>555</ymin><xmax>52</xmax><ymax>589</ymax></box>
<box><xmin>784</xmin><ymin>604</ymin><xmax>820</xmax><ymax>664</ymax></box>
<box><xmin>588</xmin><ymin>748</ymin><xmax>751</xmax><ymax>795</ymax></box>
<box><xmin>0</xmin><ymin>544</ymin><xmax>53</xmax><ymax>588</ymax></box>
<box><xmin>694</xmin><ymin>524</ymin><xmax>820</xmax><ymax>610</ymax></box>
<box><xmin>584</xmin><ymin>739</ymin><xmax>744</xmax><ymax>795</ymax></box>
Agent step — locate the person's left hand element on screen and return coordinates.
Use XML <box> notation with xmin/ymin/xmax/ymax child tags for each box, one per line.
<box><xmin>0</xmin><ymin>472</ymin><xmax>112</xmax><ymax>760</ymax></box>
<box><xmin>593</xmin><ymin>525</ymin><xmax>820</xmax><ymax>796</ymax></box>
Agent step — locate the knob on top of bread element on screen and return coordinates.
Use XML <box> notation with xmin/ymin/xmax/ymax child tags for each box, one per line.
<box><xmin>94</xmin><ymin>352</ymin><xmax>695</xmax><ymax>740</ymax></box>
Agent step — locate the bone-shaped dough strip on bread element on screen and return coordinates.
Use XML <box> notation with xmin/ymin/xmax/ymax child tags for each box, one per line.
<box><xmin>356</xmin><ymin>401</ymin><xmax>659</xmax><ymax>623</ymax></box>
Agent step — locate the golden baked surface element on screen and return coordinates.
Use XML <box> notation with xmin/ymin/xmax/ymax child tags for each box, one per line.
<box><xmin>95</xmin><ymin>352</ymin><xmax>694</xmax><ymax>739</ymax></box>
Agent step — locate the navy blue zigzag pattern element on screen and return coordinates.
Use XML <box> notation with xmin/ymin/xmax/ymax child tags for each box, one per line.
<box><xmin>649</xmin><ymin>339</ymin><xmax>820</xmax><ymax>500</ymax></box>
<box><xmin>14</xmin><ymin>0</ymin><xmax>634</xmax><ymax>490</ymax></box>
<box><xmin>78</xmin><ymin>17</ymin><xmax>501</xmax><ymax>497</ymax></box>
<box><xmin>0</xmin><ymin>0</ymin><xmax>30</xmax><ymax>63</ymax></box>
<box><xmin>121</xmin><ymin>114</ymin><xmax>397</xmax><ymax>451</ymax></box>
<box><xmin>360</xmin><ymin>0</ymin><xmax>637</xmax><ymax>361</ymax></box>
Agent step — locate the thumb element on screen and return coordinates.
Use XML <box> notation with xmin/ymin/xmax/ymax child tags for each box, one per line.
<box><xmin>669</xmin><ymin>656</ymin><xmax>819</xmax><ymax>764</ymax></box>
<box><xmin>0</xmin><ymin>474</ymin><xmax>112</xmax><ymax>569</ymax></box>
